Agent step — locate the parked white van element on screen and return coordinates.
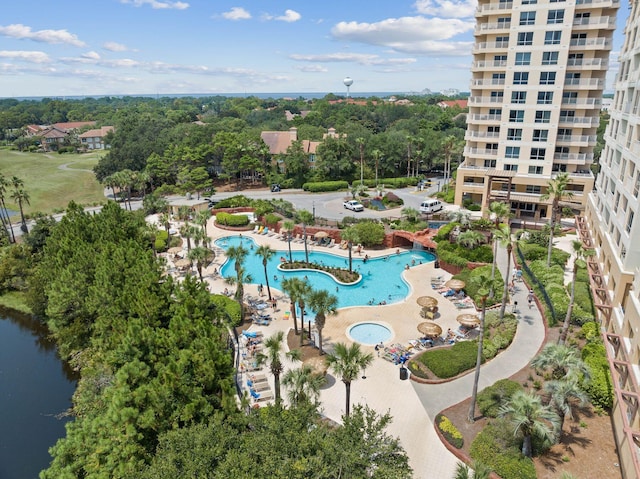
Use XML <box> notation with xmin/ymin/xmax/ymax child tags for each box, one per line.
<box><xmin>419</xmin><ymin>198</ymin><xmax>443</xmax><ymax>214</ymax></box>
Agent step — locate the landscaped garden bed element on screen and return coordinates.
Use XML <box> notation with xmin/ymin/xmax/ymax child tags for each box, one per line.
<box><xmin>279</xmin><ymin>261</ymin><xmax>361</xmax><ymax>284</ymax></box>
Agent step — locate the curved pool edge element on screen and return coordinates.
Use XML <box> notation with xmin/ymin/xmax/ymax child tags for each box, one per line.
<box><xmin>346</xmin><ymin>321</ymin><xmax>395</xmax><ymax>346</ymax></box>
<box><xmin>276</xmin><ymin>263</ymin><xmax>363</xmax><ymax>286</ymax></box>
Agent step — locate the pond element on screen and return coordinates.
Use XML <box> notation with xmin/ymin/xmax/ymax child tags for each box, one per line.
<box><xmin>0</xmin><ymin>310</ymin><xmax>77</xmax><ymax>479</ymax></box>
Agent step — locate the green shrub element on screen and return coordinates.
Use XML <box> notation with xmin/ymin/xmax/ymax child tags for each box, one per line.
<box><xmin>302</xmin><ymin>180</ymin><xmax>349</xmax><ymax>192</ymax></box>
<box><xmin>263</xmin><ymin>213</ymin><xmax>280</xmax><ymax>226</ymax></box>
<box><xmin>351</xmin><ymin>221</ymin><xmax>385</xmax><ymax>247</ymax></box>
<box><xmin>436</xmin><ymin>414</ymin><xmax>464</xmax><ymax>448</ymax></box>
<box><xmin>154</xmin><ymin>230</ymin><xmax>169</xmax><ymax>251</ymax></box>
<box><xmin>580</xmin><ymin>321</ymin><xmax>600</xmax><ymax>343</ymax></box>
<box><xmin>433</xmin><ymin>222</ymin><xmax>456</xmax><ymax>242</ymax></box>
<box><xmin>363</xmin><ymin>177</ymin><xmax>419</xmax><ymax>188</ymax></box>
<box><xmin>215</xmin><ymin>195</ymin><xmax>253</xmax><ymax>208</ymax></box>
<box><xmin>210</xmin><ymin>294</ymin><xmax>241</xmax><ymax>326</ymax></box>
<box><xmin>215</xmin><ymin>212</ymin><xmax>250</xmax><ymax>227</ymax></box>
<box><xmin>519</xmin><ymin>243</ymin><xmax>547</xmax><ymax>262</ymax></box>
<box><xmin>477</xmin><ymin>379</ymin><xmax>523</xmax><ymax>418</ymax></box>
<box><xmin>470</xmin><ymin>420</ymin><xmax>537</xmax><ymax>479</ymax></box>
<box><xmin>582</xmin><ymin>342</ymin><xmax>613</xmax><ymax>410</ymax></box>
<box><xmin>418</xmin><ymin>340</ymin><xmax>479</xmax><ymax>378</ymax></box>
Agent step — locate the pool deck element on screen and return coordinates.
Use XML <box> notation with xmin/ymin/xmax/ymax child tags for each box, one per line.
<box><xmin>160</xmin><ymin>218</ymin><xmax>549</xmax><ymax>479</ymax></box>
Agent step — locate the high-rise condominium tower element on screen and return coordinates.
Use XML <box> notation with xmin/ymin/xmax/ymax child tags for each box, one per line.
<box><xmin>456</xmin><ymin>0</ymin><xmax>619</xmax><ymax>221</ymax></box>
<box><xmin>583</xmin><ymin>1</ymin><xmax>640</xmax><ymax>477</ymax></box>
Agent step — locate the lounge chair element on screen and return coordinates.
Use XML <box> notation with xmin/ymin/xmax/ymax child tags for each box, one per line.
<box><xmin>242</xmin><ymin>330</ymin><xmax>263</xmax><ymax>338</ymax></box>
<box><xmin>251</xmin><ymin>225</ymin><xmax>259</xmax><ymax>234</ymax></box>
<box><xmin>327</xmin><ymin>238</ymin><xmax>336</xmax><ymax>248</ymax></box>
<box><xmin>294</xmin><ymin>234</ymin><xmax>302</xmax><ymax>243</ymax></box>
<box><xmin>261</xmin><ymin>227</ymin><xmax>269</xmax><ymax>235</ymax></box>
<box><xmin>256</xmin><ymin>225</ymin><xmax>264</xmax><ymax>234</ymax></box>
<box><xmin>247</xmin><ymin>379</ymin><xmax>270</xmax><ymax>391</ymax></box>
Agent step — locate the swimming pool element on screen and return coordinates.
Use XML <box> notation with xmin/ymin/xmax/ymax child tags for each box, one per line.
<box><xmin>215</xmin><ymin>235</ymin><xmax>436</xmax><ymax>309</ymax></box>
<box><xmin>348</xmin><ymin>322</ymin><xmax>392</xmax><ymax>345</ymax></box>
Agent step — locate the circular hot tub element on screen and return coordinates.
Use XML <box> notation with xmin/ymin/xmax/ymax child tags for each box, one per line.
<box><xmin>348</xmin><ymin>322</ymin><xmax>392</xmax><ymax>345</ymax></box>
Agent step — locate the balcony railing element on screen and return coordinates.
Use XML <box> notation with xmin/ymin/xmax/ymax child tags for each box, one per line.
<box><xmin>573</xmin><ymin>16</ymin><xmax>616</xmax><ymax>29</ymax></box>
<box><xmin>468</xmin><ymin>113</ymin><xmax>502</xmax><ymax>122</ymax></box>
<box><xmin>473</xmin><ymin>41</ymin><xmax>510</xmax><ymax>51</ymax></box>
<box><xmin>472</xmin><ymin>60</ymin><xmax>508</xmax><ymax>69</ymax></box>
<box><xmin>476</xmin><ymin>22</ymin><xmax>511</xmax><ymax>33</ymax></box>
<box><xmin>564</xmin><ymin>78</ymin><xmax>604</xmax><ymax>88</ymax></box>
<box><xmin>465</xmin><ymin>130</ymin><xmax>500</xmax><ymax>139</ymax></box>
<box><xmin>569</xmin><ymin>37</ymin><xmax>612</xmax><ymax>49</ymax></box>
<box><xmin>567</xmin><ymin>58</ymin><xmax>606</xmax><ymax>68</ymax></box>
<box><xmin>558</xmin><ymin>116</ymin><xmax>599</xmax><ymax>126</ymax></box>
<box><xmin>476</xmin><ymin>2</ymin><xmax>513</xmax><ymax>15</ymax></box>
<box><xmin>468</xmin><ymin>96</ymin><xmax>504</xmax><ymax>104</ymax></box>
<box><xmin>561</xmin><ymin>97</ymin><xmax>601</xmax><ymax>107</ymax></box>
<box><xmin>553</xmin><ymin>152</ymin><xmax>594</xmax><ymax>163</ymax></box>
<box><xmin>465</xmin><ymin>147</ymin><xmax>499</xmax><ymax>156</ymax></box>
<box><xmin>556</xmin><ymin>134</ymin><xmax>597</xmax><ymax>143</ymax></box>
<box><xmin>576</xmin><ymin>0</ymin><xmax>619</xmax><ymax>7</ymax></box>
<box><xmin>472</xmin><ymin>79</ymin><xmax>506</xmax><ymax>87</ymax></box>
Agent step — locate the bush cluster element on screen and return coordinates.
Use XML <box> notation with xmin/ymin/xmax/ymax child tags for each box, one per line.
<box><xmin>154</xmin><ymin>230</ymin><xmax>169</xmax><ymax>251</ymax></box>
<box><xmin>302</xmin><ymin>181</ymin><xmax>349</xmax><ymax>192</ymax></box>
<box><xmin>214</xmin><ymin>195</ymin><xmax>253</xmax><ymax>208</ymax></box>
<box><xmin>581</xmin><ymin>342</ymin><xmax>613</xmax><ymax>410</ymax></box>
<box><xmin>215</xmin><ymin>212</ymin><xmax>250</xmax><ymax>227</ymax></box>
<box><xmin>477</xmin><ymin>379</ymin><xmax>523</xmax><ymax>418</ymax></box>
<box><xmin>210</xmin><ymin>294</ymin><xmax>241</xmax><ymax>326</ymax></box>
<box><xmin>470</xmin><ymin>420</ymin><xmax>537</xmax><ymax>479</ymax></box>
<box><xmin>436</xmin><ymin>236</ymin><xmax>493</xmax><ymax>265</ymax></box>
<box><xmin>482</xmin><ymin>317</ymin><xmax>517</xmax><ymax>359</ymax></box>
<box><xmin>418</xmin><ymin>340</ymin><xmax>479</xmax><ymax>379</ymax></box>
<box><xmin>454</xmin><ymin>265</ymin><xmax>503</xmax><ymax>306</ymax></box>
<box><xmin>381</xmin><ymin>191</ymin><xmax>403</xmax><ymax>207</ymax></box>
<box><xmin>435</xmin><ymin>414</ymin><xmax>464</xmax><ymax>448</ymax></box>
<box><xmin>280</xmin><ymin>261</ymin><xmax>360</xmax><ymax>284</ymax></box>
<box><xmin>263</xmin><ymin>213</ymin><xmax>280</xmax><ymax>226</ymax></box>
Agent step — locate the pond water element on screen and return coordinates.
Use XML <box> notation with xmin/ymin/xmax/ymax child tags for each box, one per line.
<box><xmin>0</xmin><ymin>310</ymin><xmax>77</xmax><ymax>479</ymax></box>
<box><xmin>215</xmin><ymin>235</ymin><xmax>436</xmax><ymax>309</ymax></box>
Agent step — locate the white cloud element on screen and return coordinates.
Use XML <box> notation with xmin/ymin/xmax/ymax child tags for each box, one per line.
<box><xmin>0</xmin><ymin>50</ymin><xmax>50</xmax><ymax>63</ymax></box>
<box><xmin>82</xmin><ymin>51</ymin><xmax>101</xmax><ymax>60</ymax></box>
<box><xmin>120</xmin><ymin>0</ymin><xmax>189</xmax><ymax>10</ymax></box>
<box><xmin>331</xmin><ymin>16</ymin><xmax>474</xmax><ymax>55</ymax></box>
<box><xmin>0</xmin><ymin>24</ymin><xmax>85</xmax><ymax>47</ymax></box>
<box><xmin>222</xmin><ymin>7</ymin><xmax>251</xmax><ymax>20</ymax></box>
<box><xmin>264</xmin><ymin>9</ymin><xmax>301</xmax><ymax>22</ymax></box>
<box><xmin>103</xmin><ymin>41</ymin><xmax>131</xmax><ymax>52</ymax></box>
<box><xmin>290</xmin><ymin>52</ymin><xmax>416</xmax><ymax>66</ymax></box>
<box><xmin>414</xmin><ymin>0</ymin><xmax>477</xmax><ymax>19</ymax></box>
<box><xmin>296</xmin><ymin>65</ymin><xmax>328</xmax><ymax>73</ymax></box>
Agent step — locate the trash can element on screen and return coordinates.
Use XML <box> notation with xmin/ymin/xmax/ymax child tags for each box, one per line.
<box><xmin>399</xmin><ymin>366</ymin><xmax>408</xmax><ymax>381</ymax></box>
<box><xmin>434</xmin><ymin>260</ymin><xmax>440</xmax><ymax>269</ymax></box>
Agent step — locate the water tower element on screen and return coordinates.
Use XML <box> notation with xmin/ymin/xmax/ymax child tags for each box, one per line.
<box><xmin>343</xmin><ymin>77</ymin><xmax>353</xmax><ymax>99</ymax></box>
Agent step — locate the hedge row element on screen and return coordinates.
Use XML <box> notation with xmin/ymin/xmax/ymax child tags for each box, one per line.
<box><xmin>417</xmin><ymin>340</ymin><xmax>479</xmax><ymax>379</ymax></box>
<box><xmin>581</xmin><ymin>341</ymin><xmax>614</xmax><ymax>410</ymax></box>
<box><xmin>215</xmin><ymin>212</ymin><xmax>250</xmax><ymax>227</ymax></box>
<box><xmin>362</xmin><ymin>177</ymin><xmax>420</xmax><ymax>188</ymax></box>
<box><xmin>302</xmin><ymin>181</ymin><xmax>349</xmax><ymax>192</ymax></box>
<box><xmin>154</xmin><ymin>230</ymin><xmax>169</xmax><ymax>251</ymax></box>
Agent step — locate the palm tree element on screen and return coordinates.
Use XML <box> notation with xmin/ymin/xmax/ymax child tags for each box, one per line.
<box><xmin>447</xmin><ymin>209</ymin><xmax>472</xmax><ymax>229</ymax></box>
<box><xmin>256</xmin><ymin>330</ymin><xmax>301</xmax><ymax>404</ymax></box>
<box><xmin>283</xmin><ymin>219</ymin><xmax>295</xmax><ymax>262</ymax></box>
<box><xmin>401</xmin><ymin>206</ymin><xmax>420</xmax><ymax>223</ymax></box>
<box><xmin>468</xmin><ymin>273</ymin><xmax>493</xmax><ymax>423</ymax></box>
<box><xmin>406</xmin><ymin>135</ymin><xmax>415</xmax><ymax>178</ymax></box>
<box><xmin>531</xmin><ymin>343</ymin><xmax>590</xmax><ymax>381</ymax></box>
<box><xmin>558</xmin><ymin>240</ymin><xmax>594</xmax><ymax>345</ymax></box>
<box><xmin>356</xmin><ymin>137</ymin><xmax>365</xmax><ymax>185</ymax></box>
<box><xmin>180</xmin><ymin>223</ymin><xmax>194</xmax><ymax>251</ymax></box>
<box><xmin>487</xmin><ymin>201</ymin><xmax>511</xmax><ymax>298</ymax></box>
<box><xmin>296</xmin><ymin>209</ymin><xmax>314</xmax><ymax>264</ymax></box>
<box><xmin>187</xmin><ymin>246</ymin><xmax>212</xmax><ymax>281</ymax></box>
<box><xmin>442</xmin><ymin>135</ymin><xmax>461</xmax><ymax>190</ymax></box>
<box><xmin>307</xmin><ymin>289</ymin><xmax>338</xmax><ymax>354</ymax></box>
<box><xmin>282</xmin><ymin>277</ymin><xmax>306</xmax><ymax>336</ymax></box>
<box><xmin>255</xmin><ymin>244</ymin><xmax>275</xmax><ymax>300</ymax></box>
<box><xmin>282</xmin><ymin>364</ymin><xmax>325</xmax><ymax>408</ymax></box>
<box><xmin>11</xmin><ymin>187</ymin><xmax>30</xmax><ymax>233</ymax></box>
<box><xmin>0</xmin><ymin>174</ymin><xmax>15</xmax><ymax>243</ymax></box>
<box><xmin>541</xmin><ymin>172</ymin><xmax>572</xmax><ymax>267</ymax></box>
<box><xmin>544</xmin><ymin>378</ymin><xmax>589</xmax><ymax>434</ymax></box>
<box><xmin>371</xmin><ymin>149</ymin><xmax>382</xmax><ymax>187</ymax></box>
<box><xmin>453</xmin><ymin>461</ymin><xmax>492</xmax><ymax>479</ymax></box>
<box><xmin>499</xmin><ymin>390</ymin><xmax>559</xmax><ymax>457</ymax></box>
<box><xmin>194</xmin><ymin>209</ymin><xmax>211</xmax><ymax>237</ymax></box>
<box><xmin>341</xmin><ymin>226</ymin><xmax>360</xmax><ymax>273</ymax></box>
<box><xmin>456</xmin><ymin>230</ymin><xmax>485</xmax><ymax>249</ymax></box>
<box><xmin>326</xmin><ymin>342</ymin><xmax>373</xmax><ymax>417</ymax></box>
<box><xmin>227</xmin><ymin>244</ymin><xmax>249</xmax><ymax>319</ymax></box>
<box><xmin>492</xmin><ymin>224</ymin><xmax>513</xmax><ymax>320</ymax></box>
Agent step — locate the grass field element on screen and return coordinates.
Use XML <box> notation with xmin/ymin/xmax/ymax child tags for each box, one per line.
<box><xmin>0</xmin><ymin>149</ymin><xmax>106</xmax><ymax>215</ymax></box>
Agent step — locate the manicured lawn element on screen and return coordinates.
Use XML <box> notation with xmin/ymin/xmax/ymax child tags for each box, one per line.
<box><xmin>0</xmin><ymin>150</ymin><xmax>105</xmax><ymax>215</ymax></box>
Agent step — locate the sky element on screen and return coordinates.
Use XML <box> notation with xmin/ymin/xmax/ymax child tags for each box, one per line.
<box><xmin>0</xmin><ymin>0</ymin><xmax>630</xmax><ymax>98</ymax></box>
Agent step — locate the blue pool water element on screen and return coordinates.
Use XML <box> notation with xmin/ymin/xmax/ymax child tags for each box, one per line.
<box><xmin>348</xmin><ymin>322</ymin><xmax>392</xmax><ymax>345</ymax></box>
<box><xmin>215</xmin><ymin>235</ymin><xmax>436</xmax><ymax>309</ymax></box>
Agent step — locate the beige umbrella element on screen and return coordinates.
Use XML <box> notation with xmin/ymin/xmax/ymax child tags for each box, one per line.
<box><xmin>416</xmin><ymin>296</ymin><xmax>438</xmax><ymax>308</ymax></box>
<box><xmin>304</xmin><ymin>356</ymin><xmax>328</xmax><ymax>377</ymax></box>
<box><xmin>417</xmin><ymin>321</ymin><xmax>442</xmax><ymax>338</ymax></box>
<box><xmin>175</xmin><ymin>258</ymin><xmax>191</xmax><ymax>269</ymax></box>
<box><xmin>168</xmin><ymin>246</ymin><xmax>183</xmax><ymax>254</ymax></box>
<box><xmin>457</xmin><ymin>313</ymin><xmax>480</xmax><ymax>328</ymax></box>
<box><xmin>445</xmin><ymin>279</ymin><xmax>466</xmax><ymax>291</ymax></box>
<box><xmin>314</xmin><ymin>231</ymin><xmax>329</xmax><ymax>238</ymax></box>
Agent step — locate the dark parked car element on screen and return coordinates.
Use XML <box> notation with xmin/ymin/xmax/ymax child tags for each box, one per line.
<box><xmin>271</xmin><ymin>184</ymin><xmax>281</xmax><ymax>192</ymax></box>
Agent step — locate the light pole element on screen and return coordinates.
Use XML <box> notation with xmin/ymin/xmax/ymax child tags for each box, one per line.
<box><xmin>312</xmin><ymin>201</ymin><xmax>315</xmax><ymax>221</ymax></box>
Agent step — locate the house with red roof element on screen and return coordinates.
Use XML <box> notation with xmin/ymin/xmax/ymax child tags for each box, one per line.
<box><xmin>260</xmin><ymin>127</ymin><xmax>343</xmax><ymax>171</ymax></box>
<box><xmin>78</xmin><ymin>126</ymin><xmax>114</xmax><ymax>150</ymax></box>
<box><xmin>437</xmin><ymin>99</ymin><xmax>468</xmax><ymax>109</ymax></box>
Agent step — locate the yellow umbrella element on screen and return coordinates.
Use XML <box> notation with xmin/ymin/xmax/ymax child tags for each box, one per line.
<box><xmin>457</xmin><ymin>314</ymin><xmax>480</xmax><ymax>328</ymax></box>
<box><xmin>417</xmin><ymin>321</ymin><xmax>442</xmax><ymax>338</ymax></box>
<box><xmin>445</xmin><ymin>279</ymin><xmax>466</xmax><ymax>291</ymax></box>
<box><xmin>314</xmin><ymin>231</ymin><xmax>329</xmax><ymax>238</ymax></box>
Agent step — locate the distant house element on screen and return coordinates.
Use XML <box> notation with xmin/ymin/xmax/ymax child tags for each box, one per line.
<box><xmin>260</xmin><ymin>127</ymin><xmax>343</xmax><ymax>171</ymax></box>
<box><xmin>52</xmin><ymin>121</ymin><xmax>96</xmax><ymax>131</ymax></box>
<box><xmin>39</xmin><ymin>127</ymin><xmax>68</xmax><ymax>152</ymax></box>
<box><xmin>24</xmin><ymin>120</ymin><xmax>100</xmax><ymax>151</ymax></box>
<box><xmin>78</xmin><ymin>126</ymin><xmax>114</xmax><ymax>150</ymax></box>
<box><xmin>284</xmin><ymin>110</ymin><xmax>311</xmax><ymax>121</ymax></box>
<box><xmin>437</xmin><ymin>99</ymin><xmax>468</xmax><ymax>109</ymax></box>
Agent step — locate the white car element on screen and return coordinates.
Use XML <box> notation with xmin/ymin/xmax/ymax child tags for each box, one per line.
<box><xmin>343</xmin><ymin>200</ymin><xmax>364</xmax><ymax>212</ymax></box>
